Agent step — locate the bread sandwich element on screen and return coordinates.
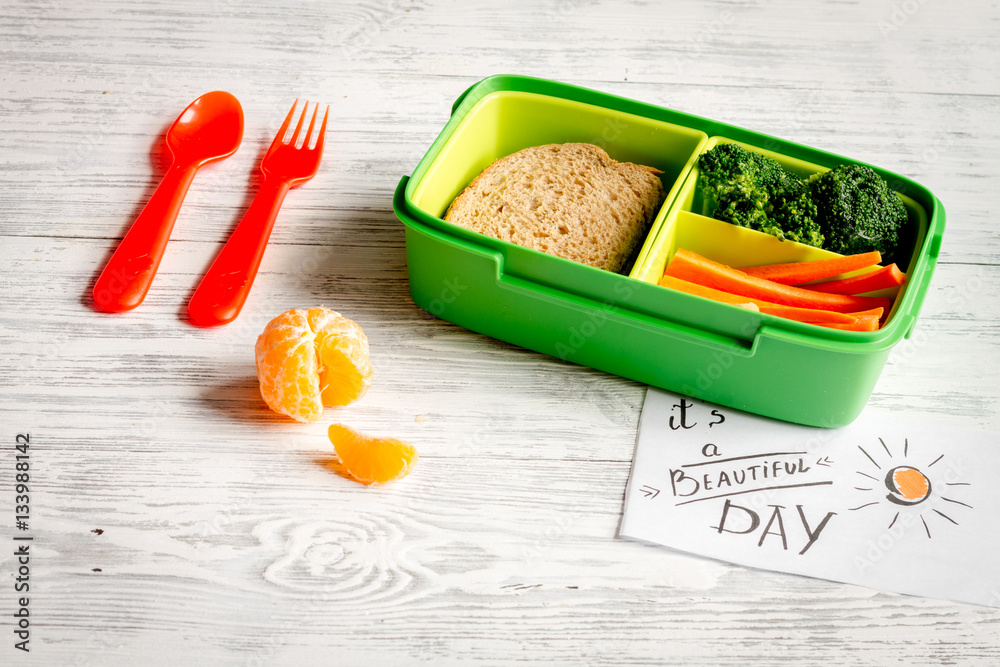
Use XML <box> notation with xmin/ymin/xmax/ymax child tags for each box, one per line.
<box><xmin>444</xmin><ymin>143</ymin><xmax>664</xmax><ymax>273</ymax></box>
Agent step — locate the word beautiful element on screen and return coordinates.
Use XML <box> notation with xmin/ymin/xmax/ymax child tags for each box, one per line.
<box><xmin>665</xmin><ymin>400</ymin><xmax>837</xmax><ymax>555</ymax></box>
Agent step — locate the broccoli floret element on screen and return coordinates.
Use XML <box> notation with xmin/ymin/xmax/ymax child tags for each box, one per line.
<box><xmin>698</xmin><ymin>143</ymin><xmax>824</xmax><ymax>248</ymax></box>
<box><xmin>697</xmin><ymin>144</ymin><xmax>907</xmax><ymax>256</ymax></box>
<box><xmin>808</xmin><ymin>164</ymin><xmax>908</xmax><ymax>258</ymax></box>
<box><xmin>767</xmin><ymin>176</ymin><xmax>823</xmax><ymax>247</ymax></box>
<box><xmin>698</xmin><ymin>142</ymin><xmax>772</xmax><ymax>230</ymax></box>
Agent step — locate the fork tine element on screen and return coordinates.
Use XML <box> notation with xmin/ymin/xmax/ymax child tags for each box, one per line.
<box><xmin>311</xmin><ymin>105</ymin><xmax>330</xmax><ymax>152</ymax></box>
<box><xmin>301</xmin><ymin>102</ymin><xmax>319</xmax><ymax>149</ymax></box>
<box><xmin>290</xmin><ymin>100</ymin><xmax>311</xmax><ymax>147</ymax></box>
<box><xmin>271</xmin><ymin>99</ymin><xmax>299</xmax><ymax>149</ymax></box>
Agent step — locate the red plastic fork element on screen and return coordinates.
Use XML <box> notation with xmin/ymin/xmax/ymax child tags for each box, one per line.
<box><xmin>188</xmin><ymin>100</ymin><xmax>329</xmax><ymax>326</ymax></box>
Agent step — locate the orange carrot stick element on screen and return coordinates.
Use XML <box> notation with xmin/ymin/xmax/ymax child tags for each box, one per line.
<box><xmin>814</xmin><ymin>319</ymin><xmax>879</xmax><ymax>331</ymax></box>
<box><xmin>657</xmin><ymin>276</ymin><xmax>759</xmax><ymax>311</ymax></box>
<box><xmin>664</xmin><ymin>249</ymin><xmax>891</xmax><ymax>314</ymax></box>
<box><xmin>657</xmin><ymin>275</ymin><xmax>758</xmax><ymax>308</ymax></box>
<box><xmin>658</xmin><ymin>275</ymin><xmax>856</xmax><ymax>324</ymax></box>
<box><xmin>741</xmin><ymin>251</ymin><xmax>882</xmax><ymax>284</ymax></box>
<box><xmin>808</xmin><ymin>264</ymin><xmax>906</xmax><ymax>295</ymax></box>
<box><xmin>814</xmin><ymin>317</ymin><xmax>881</xmax><ymax>331</ymax></box>
<box><xmin>845</xmin><ymin>307</ymin><xmax>886</xmax><ymax>321</ymax></box>
<box><xmin>810</xmin><ymin>307</ymin><xmax>884</xmax><ymax>331</ymax></box>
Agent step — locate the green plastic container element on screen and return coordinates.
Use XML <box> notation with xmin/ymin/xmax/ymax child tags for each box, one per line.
<box><xmin>393</xmin><ymin>75</ymin><xmax>945</xmax><ymax>427</ymax></box>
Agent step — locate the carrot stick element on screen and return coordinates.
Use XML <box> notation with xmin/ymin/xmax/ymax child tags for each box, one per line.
<box><xmin>813</xmin><ymin>319</ymin><xmax>879</xmax><ymax>332</ymax></box>
<box><xmin>808</xmin><ymin>264</ymin><xmax>906</xmax><ymax>295</ymax></box>
<box><xmin>657</xmin><ymin>275</ymin><xmax>758</xmax><ymax>308</ymax></box>
<box><xmin>664</xmin><ymin>249</ymin><xmax>891</xmax><ymax>314</ymax></box>
<box><xmin>756</xmin><ymin>302</ymin><xmax>856</xmax><ymax>324</ymax></box>
<box><xmin>813</xmin><ymin>314</ymin><xmax>883</xmax><ymax>332</ymax></box>
<box><xmin>845</xmin><ymin>307</ymin><xmax>886</xmax><ymax>321</ymax></box>
<box><xmin>810</xmin><ymin>307</ymin><xmax>884</xmax><ymax>331</ymax></box>
<box><xmin>742</xmin><ymin>251</ymin><xmax>882</xmax><ymax>285</ymax></box>
<box><xmin>658</xmin><ymin>275</ymin><xmax>857</xmax><ymax>324</ymax></box>
<box><xmin>656</xmin><ymin>276</ymin><xmax>760</xmax><ymax>311</ymax></box>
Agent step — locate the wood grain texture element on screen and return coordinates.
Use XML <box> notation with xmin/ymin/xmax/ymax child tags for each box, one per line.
<box><xmin>1</xmin><ymin>0</ymin><xmax>999</xmax><ymax>664</ymax></box>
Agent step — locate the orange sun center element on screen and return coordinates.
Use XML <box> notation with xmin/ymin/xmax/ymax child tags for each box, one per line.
<box><xmin>892</xmin><ymin>467</ymin><xmax>930</xmax><ymax>501</ymax></box>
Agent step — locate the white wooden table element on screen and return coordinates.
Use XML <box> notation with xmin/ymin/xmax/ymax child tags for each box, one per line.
<box><xmin>3</xmin><ymin>1</ymin><xmax>999</xmax><ymax>664</ymax></box>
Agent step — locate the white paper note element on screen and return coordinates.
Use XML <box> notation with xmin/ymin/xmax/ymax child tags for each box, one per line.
<box><xmin>620</xmin><ymin>388</ymin><xmax>1000</xmax><ymax>608</ymax></box>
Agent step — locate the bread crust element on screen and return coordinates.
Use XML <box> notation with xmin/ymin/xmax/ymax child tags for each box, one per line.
<box><xmin>444</xmin><ymin>143</ymin><xmax>664</xmax><ymax>272</ymax></box>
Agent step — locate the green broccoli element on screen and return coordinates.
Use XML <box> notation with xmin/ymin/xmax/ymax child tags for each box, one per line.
<box><xmin>766</xmin><ymin>175</ymin><xmax>823</xmax><ymax>247</ymax></box>
<box><xmin>807</xmin><ymin>164</ymin><xmax>908</xmax><ymax>259</ymax></box>
<box><xmin>698</xmin><ymin>144</ymin><xmax>908</xmax><ymax>258</ymax></box>
<box><xmin>697</xmin><ymin>143</ymin><xmax>824</xmax><ymax>248</ymax></box>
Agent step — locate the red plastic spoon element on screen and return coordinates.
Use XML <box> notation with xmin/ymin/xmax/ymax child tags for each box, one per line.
<box><xmin>93</xmin><ymin>91</ymin><xmax>244</xmax><ymax>312</ymax></box>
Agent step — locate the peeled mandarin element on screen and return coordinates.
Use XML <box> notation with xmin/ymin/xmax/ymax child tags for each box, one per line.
<box><xmin>255</xmin><ymin>307</ymin><xmax>373</xmax><ymax>422</ymax></box>
<box><xmin>328</xmin><ymin>423</ymin><xmax>418</xmax><ymax>485</ymax></box>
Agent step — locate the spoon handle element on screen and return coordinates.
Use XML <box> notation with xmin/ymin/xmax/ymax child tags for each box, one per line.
<box><xmin>187</xmin><ymin>178</ymin><xmax>291</xmax><ymax>326</ymax></box>
<box><xmin>93</xmin><ymin>163</ymin><xmax>197</xmax><ymax>312</ymax></box>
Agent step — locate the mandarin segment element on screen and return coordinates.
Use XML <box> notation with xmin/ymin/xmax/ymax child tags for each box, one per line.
<box><xmin>328</xmin><ymin>423</ymin><xmax>418</xmax><ymax>485</ymax></box>
<box><xmin>255</xmin><ymin>308</ymin><xmax>323</xmax><ymax>422</ymax></box>
<box><xmin>255</xmin><ymin>307</ymin><xmax>373</xmax><ymax>422</ymax></box>
<box><xmin>315</xmin><ymin>316</ymin><xmax>373</xmax><ymax>407</ymax></box>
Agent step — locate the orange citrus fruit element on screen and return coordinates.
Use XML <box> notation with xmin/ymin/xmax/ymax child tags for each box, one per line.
<box><xmin>255</xmin><ymin>307</ymin><xmax>373</xmax><ymax>422</ymax></box>
<box><xmin>328</xmin><ymin>423</ymin><xmax>418</xmax><ymax>485</ymax></box>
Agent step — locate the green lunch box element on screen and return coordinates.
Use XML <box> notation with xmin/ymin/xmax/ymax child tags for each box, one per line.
<box><xmin>392</xmin><ymin>75</ymin><xmax>945</xmax><ymax>427</ymax></box>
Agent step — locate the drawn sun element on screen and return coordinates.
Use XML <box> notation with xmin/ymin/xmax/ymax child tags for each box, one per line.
<box><xmin>885</xmin><ymin>466</ymin><xmax>931</xmax><ymax>505</ymax></box>
<box><xmin>850</xmin><ymin>437</ymin><xmax>971</xmax><ymax>538</ymax></box>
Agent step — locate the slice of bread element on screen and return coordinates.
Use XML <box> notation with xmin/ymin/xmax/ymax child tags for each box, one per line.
<box><xmin>444</xmin><ymin>143</ymin><xmax>664</xmax><ymax>273</ymax></box>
